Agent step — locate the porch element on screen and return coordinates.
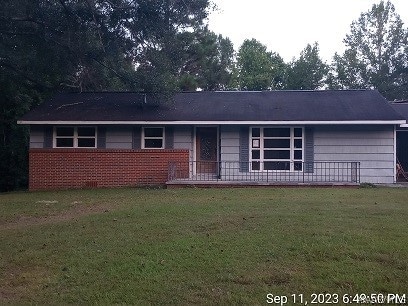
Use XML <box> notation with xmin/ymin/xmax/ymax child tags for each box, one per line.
<box><xmin>167</xmin><ymin>161</ymin><xmax>361</xmax><ymax>186</ymax></box>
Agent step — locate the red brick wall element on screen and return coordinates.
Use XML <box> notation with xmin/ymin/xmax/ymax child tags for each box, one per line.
<box><xmin>29</xmin><ymin>149</ymin><xmax>189</xmax><ymax>191</ymax></box>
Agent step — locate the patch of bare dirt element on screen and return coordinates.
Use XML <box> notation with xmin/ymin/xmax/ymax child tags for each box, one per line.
<box><xmin>1</xmin><ymin>202</ymin><xmax>114</xmax><ymax>230</ymax></box>
<box><xmin>0</xmin><ymin>264</ymin><xmax>51</xmax><ymax>304</ymax></box>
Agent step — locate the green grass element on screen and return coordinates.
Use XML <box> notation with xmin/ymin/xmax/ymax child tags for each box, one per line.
<box><xmin>1</xmin><ymin>187</ymin><xmax>407</xmax><ymax>305</ymax></box>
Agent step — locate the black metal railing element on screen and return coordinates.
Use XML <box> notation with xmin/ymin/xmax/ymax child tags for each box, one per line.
<box><xmin>168</xmin><ymin>161</ymin><xmax>360</xmax><ymax>183</ymax></box>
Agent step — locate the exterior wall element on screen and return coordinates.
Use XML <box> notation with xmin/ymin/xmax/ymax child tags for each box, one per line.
<box><xmin>27</xmin><ymin>125</ymin><xmax>194</xmax><ymax>190</ymax></box>
<box><xmin>220</xmin><ymin>126</ymin><xmax>240</xmax><ymax>162</ymax></box>
<box><xmin>314</xmin><ymin>125</ymin><xmax>395</xmax><ymax>184</ymax></box>
<box><xmin>173</xmin><ymin>125</ymin><xmax>194</xmax><ymax>161</ymax></box>
<box><xmin>104</xmin><ymin>126</ymin><xmax>194</xmax><ymax>151</ymax></box>
<box><xmin>28</xmin><ymin>125</ymin><xmax>194</xmax><ymax>150</ymax></box>
<box><xmin>218</xmin><ymin>125</ymin><xmax>395</xmax><ymax>184</ymax></box>
<box><xmin>30</xmin><ymin>126</ymin><xmax>44</xmax><ymax>148</ymax></box>
<box><xmin>105</xmin><ymin>126</ymin><xmax>133</xmax><ymax>149</ymax></box>
<box><xmin>29</xmin><ymin>149</ymin><xmax>189</xmax><ymax>191</ymax></box>
<box><xmin>27</xmin><ymin>124</ymin><xmax>396</xmax><ymax>187</ymax></box>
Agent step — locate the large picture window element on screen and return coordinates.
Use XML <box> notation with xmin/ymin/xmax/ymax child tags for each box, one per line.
<box><xmin>142</xmin><ymin>127</ymin><xmax>164</xmax><ymax>149</ymax></box>
<box><xmin>250</xmin><ymin>127</ymin><xmax>303</xmax><ymax>171</ymax></box>
<box><xmin>54</xmin><ymin>126</ymin><xmax>97</xmax><ymax>148</ymax></box>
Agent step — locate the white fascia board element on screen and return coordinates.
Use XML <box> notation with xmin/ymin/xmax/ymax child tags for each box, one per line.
<box><xmin>18</xmin><ymin>120</ymin><xmax>406</xmax><ymax>125</ymax></box>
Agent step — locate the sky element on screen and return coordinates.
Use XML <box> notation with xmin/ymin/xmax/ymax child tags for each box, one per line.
<box><xmin>207</xmin><ymin>0</ymin><xmax>408</xmax><ymax>62</ymax></box>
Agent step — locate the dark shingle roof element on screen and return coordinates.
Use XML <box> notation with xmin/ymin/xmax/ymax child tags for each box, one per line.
<box><xmin>390</xmin><ymin>101</ymin><xmax>408</xmax><ymax>120</ymax></box>
<box><xmin>19</xmin><ymin>90</ymin><xmax>404</xmax><ymax>123</ymax></box>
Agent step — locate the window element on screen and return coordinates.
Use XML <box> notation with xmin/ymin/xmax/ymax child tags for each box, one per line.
<box><xmin>250</xmin><ymin>127</ymin><xmax>303</xmax><ymax>171</ymax></box>
<box><xmin>54</xmin><ymin>126</ymin><xmax>97</xmax><ymax>148</ymax></box>
<box><xmin>143</xmin><ymin>127</ymin><xmax>164</xmax><ymax>149</ymax></box>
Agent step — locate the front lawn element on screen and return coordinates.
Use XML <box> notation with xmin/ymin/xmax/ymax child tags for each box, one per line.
<box><xmin>1</xmin><ymin>187</ymin><xmax>407</xmax><ymax>305</ymax></box>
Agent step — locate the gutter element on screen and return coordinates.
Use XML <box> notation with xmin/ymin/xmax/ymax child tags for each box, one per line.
<box><xmin>18</xmin><ymin>120</ymin><xmax>407</xmax><ymax>125</ymax></box>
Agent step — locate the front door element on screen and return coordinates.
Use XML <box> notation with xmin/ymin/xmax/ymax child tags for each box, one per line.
<box><xmin>196</xmin><ymin>127</ymin><xmax>218</xmax><ymax>174</ymax></box>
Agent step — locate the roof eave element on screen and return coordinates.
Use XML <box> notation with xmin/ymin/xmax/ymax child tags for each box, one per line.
<box><xmin>17</xmin><ymin>120</ymin><xmax>407</xmax><ymax>125</ymax></box>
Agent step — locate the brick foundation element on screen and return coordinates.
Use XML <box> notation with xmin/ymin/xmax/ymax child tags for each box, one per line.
<box><xmin>29</xmin><ymin>149</ymin><xmax>189</xmax><ymax>191</ymax></box>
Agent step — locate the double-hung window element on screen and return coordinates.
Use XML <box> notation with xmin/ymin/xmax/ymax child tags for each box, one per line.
<box><xmin>250</xmin><ymin>127</ymin><xmax>303</xmax><ymax>171</ymax></box>
<box><xmin>142</xmin><ymin>127</ymin><xmax>164</xmax><ymax>149</ymax></box>
<box><xmin>54</xmin><ymin>127</ymin><xmax>97</xmax><ymax>148</ymax></box>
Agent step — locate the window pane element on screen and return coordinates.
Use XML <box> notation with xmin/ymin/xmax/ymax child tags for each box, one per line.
<box><xmin>294</xmin><ymin>150</ymin><xmax>302</xmax><ymax>160</ymax></box>
<box><xmin>264</xmin><ymin>150</ymin><xmax>290</xmax><ymax>159</ymax></box>
<box><xmin>252</xmin><ymin>161</ymin><xmax>260</xmax><ymax>170</ymax></box>
<box><xmin>264</xmin><ymin>161</ymin><xmax>290</xmax><ymax>170</ymax></box>
<box><xmin>264</xmin><ymin>139</ymin><xmax>290</xmax><ymax>148</ymax></box>
<box><xmin>78</xmin><ymin>127</ymin><xmax>95</xmax><ymax>137</ymax></box>
<box><xmin>294</xmin><ymin>128</ymin><xmax>302</xmax><ymax>137</ymax></box>
<box><xmin>264</xmin><ymin>128</ymin><xmax>290</xmax><ymax>137</ymax></box>
<box><xmin>78</xmin><ymin>138</ymin><xmax>96</xmax><ymax>147</ymax></box>
<box><xmin>294</xmin><ymin>162</ymin><xmax>303</xmax><ymax>171</ymax></box>
<box><xmin>145</xmin><ymin>139</ymin><xmax>163</xmax><ymax>148</ymax></box>
<box><xmin>144</xmin><ymin>128</ymin><xmax>163</xmax><ymax>137</ymax></box>
<box><xmin>252</xmin><ymin>150</ymin><xmax>260</xmax><ymax>159</ymax></box>
<box><xmin>252</xmin><ymin>128</ymin><xmax>260</xmax><ymax>137</ymax></box>
<box><xmin>294</xmin><ymin>139</ymin><xmax>302</xmax><ymax>148</ymax></box>
<box><xmin>56</xmin><ymin>138</ymin><xmax>73</xmax><ymax>147</ymax></box>
<box><xmin>56</xmin><ymin>127</ymin><xmax>74</xmax><ymax>137</ymax></box>
<box><xmin>252</xmin><ymin>139</ymin><xmax>260</xmax><ymax>148</ymax></box>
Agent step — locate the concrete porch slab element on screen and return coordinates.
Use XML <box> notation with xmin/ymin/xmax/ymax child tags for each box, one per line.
<box><xmin>166</xmin><ymin>180</ymin><xmax>360</xmax><ymax>188</ymax></box>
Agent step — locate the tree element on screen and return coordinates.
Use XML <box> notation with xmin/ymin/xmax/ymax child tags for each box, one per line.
<box><xmin>175</xmin><ymin>29</ymin><xmax>235</xmax><ymax>91</ymax></box>
<box><xmin>197</xmin><ymin>32</ymin><xmax>235</xmax><ymax>91</ymax></box>
<box><xmin>329</xmin><ymin>1</ymin><xmax>408</xmax><ymax>100</ymax></box>
<box><xmin>0</xmin><ymin>0</ymin><xmax>216</xmax><ymax>191</ymax></box>
<box><xmin>0</xmin><ymin>0</ymin><xmax>216</xmax><ymax>92</ymax></box>
<box><xmin>286</xmin><ymin>43</ymin><xmax>328</xmax><ymax>90</ymax></box>
<box><xmin>235</xmin><ymin>39</ymin><xmax>285</xmax><ymax>90</ymax></box>
<box><xmin>0</xmin><ymin>73</ymin><xmax>33</xmax><ymax>191</ymax></box>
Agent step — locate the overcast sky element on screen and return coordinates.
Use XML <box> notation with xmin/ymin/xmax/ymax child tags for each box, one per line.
<box><xmin>207</xmin><ymin>0</ymin><xmax>408</xmax><ymax>62</ymax></box>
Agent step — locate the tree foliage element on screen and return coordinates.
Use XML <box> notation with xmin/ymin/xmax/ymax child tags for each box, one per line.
<box><xmin>177</xmin><ymin>29</ymin><xmax>234</xmax><ymax>91</ymax></box>
<box><xmin>235</xmin><ymin>39</ymin><xmax>285</xmax><ymax>90</ymax></box>
<box><xmin>1</xmin><ymin>0</ymin><xmax>218</xmax><ymax>93</ymax></box>
<box><xmin>286</xmin><ymin>43</ymin><xmax>328</xmax><ymax>90</ymax></box>
<box><xmin>329</xmin><ymin>0</ymin><xmax>408</xmax><ymax>100</ymax></box>
<box><xmin>0</xmin><ymin>0</ymin><xmax>221</xmax><ymax>191</ymax></box>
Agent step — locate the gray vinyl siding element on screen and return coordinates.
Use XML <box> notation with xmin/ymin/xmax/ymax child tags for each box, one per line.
<box><xmin>220</xmin><ymin>126</ymin><xmax>241</xmax><ymax>178</ymax></box>
<box><xmin>220</xmin><ymin>126</ymin><xmax>240</xmax><ymax>162</ymax></box>
<box><xmin>217</xmin><ymin>125</ymin><xmax>395</xmax><ymax>184</ymax></box>
<box><xmin>105</xmin><ymin>126</ymin><xmax>133</xmax><ymax>149</ymax></box>
<box><xmin>304</xmin><ymin>127</ymin><xmax>314</xmax><ymax>173</ymax></box>
<box><xmin>29</xmin><ymin>125</ymin><xmax>188</xmax><ymax>150</ymax></box>
<box><xmin>30</xmin><ymin>126</ymin><xmax>45</xmax><ymax>148</ymax></box>
<box><xmin>239</xmin><ymin>126</ymin><xmax>249</xmax><ymax>171</ymax></box>
<box><xmin>314</xmin><ymin>125</ymin><xmax>395</xmax><ymax>184</ymax></box>
<box><xmin>97</xmin><ymin>126</ymin><xmax>106</xmax><ymax>149</ymax></box>
<box><xmin>107</xmin><ymin>126</ymin><xmax>181</xmax><ymax>150</ymax></box>
<box><xmin>173</xmin><ymin>126</ymin><xmax>193</xmax><ymax>161</ymax></box>
<box><xmin>44</xmin><ymin>126</ymin><xmax>53</xmax><ymax>148</ymax></box>
<box><xmin>132</xmin><ymin>126</ymin><xmax>141</xmax><ymax>149</ymax></box>
<box><xmin>165</xmin><ymin>127</ymin><xmax>174</xmax><ymax>149</ymax></box>
<box><xmin>30</xmin><ymin>126</ymin><xmax>193</xmax><ymax>151</ymax></box>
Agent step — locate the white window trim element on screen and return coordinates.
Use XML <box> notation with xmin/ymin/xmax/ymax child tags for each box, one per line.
<box><xmin>249</xmin><ymin>126</ymin><xmax>304</xmax><ymax>172</ymax></box>
<box><xmin>141</xmin><ymin>127</ymin><xmax>165</xmax><ymax>149</ymax></box>
<box><xmin>53</xmin><ymin>126</ymin><xmax>97</xmax><ymax>148</ymax></box>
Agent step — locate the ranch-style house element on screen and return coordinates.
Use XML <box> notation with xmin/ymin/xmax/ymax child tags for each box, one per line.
<box><xmin>18</xmin><ymin>90</ymin><xmax>406</xmax><ymax>190</ymax></box>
